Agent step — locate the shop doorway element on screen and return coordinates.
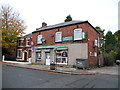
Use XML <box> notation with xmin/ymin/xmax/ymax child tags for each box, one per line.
<box><xmin>24</xmin><ymin>52</ymin><xmax>27</xmax><ymax>61</ymax></box>
<box><xmin>45</xmin><ymin>52</ymin><xmax>50</xmax><ymax>65</ymax></box>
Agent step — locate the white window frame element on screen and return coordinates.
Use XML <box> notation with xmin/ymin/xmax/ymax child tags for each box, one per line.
<box><xmin>18</xmin><ymin>40</ymin><xmax>23</xmax><ymax>47</ymax></box>
<box><xmin>26</xmin><ymin>38</ymin><xmax>30</xmax><ymax>46</ymax></box>
<box><xmin>55</xmin><ymin>32</ymin><xmax>62</xmax><ymax>42</ymax></box>
<box><xmin>17</xmin><ymin>49</ymin><xmax>22</xmax><ymax>58</ymax></box>
<box><xmin>37</xmin><ymin>35</ymin><xmax>42</xmax><ymax>44</ymax></box>
<box><xmin>74</xmin><ymin>28</ymin><xmax>82</xmax><ymax>40</ymax></box>
<box><xmin>56</xmin><ymin>51</ymin><xmax>68</xmax><ymax>65</ymax></box>
<box><xmin>94</xmin><ymin>52</ymin><xmax>97</xmax><ymax>57</ymax></box>
<box><xmin>94</xmin><ymin>40</ymin><xmax>98</xmax><ymax>46</ymax></box>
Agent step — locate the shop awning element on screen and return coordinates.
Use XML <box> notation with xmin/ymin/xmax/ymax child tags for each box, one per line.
<box><xmin>36</xmin><ymin>45</ymin><xmax>67</xmax><ymax>49</ymax></box>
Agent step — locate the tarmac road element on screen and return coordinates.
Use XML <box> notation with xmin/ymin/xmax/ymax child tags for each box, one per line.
<box><xmin>2</xmin><ymin>64</ymin><xmax>118</xmax><ymax>88</ymax></box>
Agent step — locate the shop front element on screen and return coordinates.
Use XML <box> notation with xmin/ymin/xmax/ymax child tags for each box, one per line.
<box><xmin>34</xmin><ymin>45</ymin><xmax>68</xmax><ymax>65</ymax></box>
<box><xmin>33</xmin><ymin>43</ymin><xmax>88</xmax><ymax>66</ymax></box>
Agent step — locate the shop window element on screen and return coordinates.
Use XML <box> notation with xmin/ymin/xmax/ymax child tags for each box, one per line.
<box><xmin>55</xmin><ymin>32</ymin><xmax>62</xmax><ymax>42</ymax></box>
<box><xmin>37</xmin><ymin>35</ymin><xmax>42</xmax><ymax>44</ymax></box>
<box><xmin>74</xmin><ymin>28</ymin><xmax>82</xmax><ymax>40</ymax></box>
<box><xmin>17</xmin><ymin>49</ymin><xmax>22</xmax><ymax>58</ymax></box>
<box><xmin>36</xmin><ymin>52</ymin><xmax>41</xmax><ymax>60</ymax></box>
<box><xmin>56</xmin><ymin>51</ymin><xmax>68</xmax><ymax>64</ymax></box>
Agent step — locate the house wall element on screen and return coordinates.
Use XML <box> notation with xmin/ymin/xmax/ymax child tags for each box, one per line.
<box><xmin>32</xmin><ymin>23</ymin><xmax>88</xmax><ymax>46</ymax></box>
<box><xmin>16</xmin><ymin>35</ymin><xmax>32</xmax><ymax>62</ymax></box>
<box><xmin>87</xmin><ymin>24</ymin><xmax>100</xmax><ymax>67</ymax></box>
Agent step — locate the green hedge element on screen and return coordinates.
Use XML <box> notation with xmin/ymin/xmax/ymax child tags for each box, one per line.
<box><xmin>103</xmin><ymin>53</ymin><xmax>115</xmax><ymax>66</ymax></box>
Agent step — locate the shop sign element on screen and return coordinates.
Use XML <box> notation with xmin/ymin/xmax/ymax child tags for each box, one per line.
<box><xmin>36</xmin><ymin>45</ymin><xmax>67</xmax><ymax>49</ymax></box>
<box><xmin>62</xmin><ymin>36</ymin><xmax>73</xmax><ymax>41</ymax></box>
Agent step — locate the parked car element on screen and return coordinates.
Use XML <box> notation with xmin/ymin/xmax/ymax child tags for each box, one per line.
<box><xmin>116</xmin><ymin>60</ymin><xmax>120</xmax><ymax>65</ymax></box>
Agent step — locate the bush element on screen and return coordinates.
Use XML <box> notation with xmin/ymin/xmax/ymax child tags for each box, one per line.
<box><xmin>109</xmin><ymin>50</ymin><xmax>117</xmax><ymax>60</ymax></box>
<box><xmin>103</xmin><ymin>53</ymin><xmax>115</xmax><ymax>66</ymax></box>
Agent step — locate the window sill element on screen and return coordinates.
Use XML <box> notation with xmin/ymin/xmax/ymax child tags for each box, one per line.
<box><xmin>37</xmin><ymin>43</ymin><xmax>42</xmax><ymax>45</ymax></box>
<box><xmin>73</xmin><ymin>39</ymin><xmax>83</xmax><ymax>42</ymax></box>
<box><xmin>55</xmin><ymin>41</ymin><xmax>62</xmax><ymax>43</ymax></box>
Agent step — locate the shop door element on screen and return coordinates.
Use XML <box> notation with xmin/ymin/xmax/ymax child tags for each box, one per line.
<box><xmin>24</xmin><ymin>52</ymin><xmax>27</xmax><ymax>61</ymax></box>
<box><xmin>45</xmin><ymin>52</ymin><xmax>50</xmax><ymax>65</ymax></box>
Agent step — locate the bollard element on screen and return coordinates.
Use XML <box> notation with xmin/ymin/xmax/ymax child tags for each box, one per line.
<box><xmin>2</xmin><ymin>55</ymin><xmax>5</xmax><ymax>62</ymax></box>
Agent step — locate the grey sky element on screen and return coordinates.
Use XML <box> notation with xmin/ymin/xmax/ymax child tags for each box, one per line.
<box><xmin>0</xmin><ymin>0</ymin><xmax>119</xmax><ymax>34</ymax></box>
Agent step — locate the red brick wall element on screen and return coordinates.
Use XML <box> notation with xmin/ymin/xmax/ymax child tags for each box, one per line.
<box><xmin>87</xmin><ymin>24</ymin><xmax>99</xmax><ymax>67</ymax></box>
<box><xmin>32</xmin><ymin>23</ymin><xmax>89</xmax><ymax>46</ymax></box>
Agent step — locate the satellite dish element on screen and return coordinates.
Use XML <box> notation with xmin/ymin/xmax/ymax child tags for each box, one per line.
<box><xmin>41</xmin><ymin>38</ymin><xmax>46</xmax><ymax>42</ymax></box>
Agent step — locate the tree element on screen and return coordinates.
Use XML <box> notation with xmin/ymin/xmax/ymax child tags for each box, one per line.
<box><xmin>114</xmin><ymin>30</ymin><xmax>120</xmax><ymax>41</ymax></box>
<box><xmin>64</xmin><ymin>15</ymin><xmax>72</xmax><ymax>22</ymax></box>
<box><xmin>95</xmin><ymin>26</ymin><xmax>105</xmax><ymax>52</ymax></box>
<box><xmin>0</xmin><ymin>5</ymin><xmax>26</xmax><ymax>55</ymax></box>
<box><xmin>105</xmin><ymin>31</ymin><xmax>117</xmax><ymax>53</ymax></box>
<box><xmin>114</xmin><ymin>30</ymin><xmax>120</xmax><ymax>59</ymax></box>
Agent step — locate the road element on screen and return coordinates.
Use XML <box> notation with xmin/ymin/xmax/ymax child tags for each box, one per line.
<box><xmin>2</xmin><ymin>64</ymin><xmax>118</xmax><ymax>88</ymax></box>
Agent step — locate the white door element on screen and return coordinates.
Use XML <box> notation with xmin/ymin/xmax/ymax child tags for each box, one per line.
<box><xmin>45</xmin><ymin>53</ymin><xmax>50</xmax><ymax>65</ymax></box>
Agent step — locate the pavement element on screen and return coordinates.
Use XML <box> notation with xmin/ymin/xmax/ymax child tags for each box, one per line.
<box><xmin>1</xmin><ymin>60</ymin><xmax>119</xmax><ymax>75</ymax></box>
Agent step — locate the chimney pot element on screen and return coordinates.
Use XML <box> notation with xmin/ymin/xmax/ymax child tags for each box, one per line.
<box><xmin>42</xmin><ymin>22</ymin><xmax>47</xmax><ymax>27</ymax></box>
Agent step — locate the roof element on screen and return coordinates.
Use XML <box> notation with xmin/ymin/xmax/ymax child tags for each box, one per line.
<box><xmin>24</xmin><ymin>33</ymin><xmax>32</xmax><ymax>38</ymax></box>
<box><xmin>32</xmin><ymin>20</ymin><xmax>99</xmax><ymax>34</ymax></box>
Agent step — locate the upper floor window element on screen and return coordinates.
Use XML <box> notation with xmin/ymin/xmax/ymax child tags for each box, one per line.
<box><xmin>55</xmin><ymin>32</ymin><xmax>62</xmax><ymax>42</ymax></box>
<box><xmin>74</xmin><ymin>28</ymin><xmax>82</xmax><ymax>40</ymax></box>
<box><xmin>26</xmin><ymin>38</ymin><xmax>30</xmax><ymax>46</ymax></box>
<box><xmin>37</xmin><ymin>35</ymin><xmax>42</xmax><ymax>44</ymax></box>
<box><xmin>18</xmin><ymin>40</ymin><xmax>23</xmax><ymax>46</ymax></box>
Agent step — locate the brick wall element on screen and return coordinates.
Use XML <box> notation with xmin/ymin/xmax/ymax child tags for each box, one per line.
<box><xmin>87</xmin><ymin>24</ymin><xmax>99</xmax><ymax>67</ymax></box>
<box><xmin>32</xmin><ymin>23</ymin><xmax>89</xmax><ymax>46</ymax></box>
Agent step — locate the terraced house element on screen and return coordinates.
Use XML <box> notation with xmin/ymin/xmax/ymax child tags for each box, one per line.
<box><xmin>17</xmin><ymin>20</ymin><xmax>103</xmax><ymax>68</ymax></box>
<box><xmin>16</xmin><ymin>33</ymin><xmax>32</xmax><ymax>62</ymax></box>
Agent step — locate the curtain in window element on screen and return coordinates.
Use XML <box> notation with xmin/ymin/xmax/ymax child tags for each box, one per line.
<box><xmin>55</xmin><ymin>32</ymin><xmax>62</xmax><ymax>42</ymax></box>
<box><xmin>37</xmin><ymin>35</ymin><xmax>42</xmax><ymax>44</ymax></box>
<box><xmin>74</xmin><ymin>28</ymin><xmax>82</xmax><ymax>40</ymax></box>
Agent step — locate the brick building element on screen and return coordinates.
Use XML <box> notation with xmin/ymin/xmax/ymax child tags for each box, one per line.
<box><xmin>30</xmin><ymin>20</ymin><xmax>103</xmax><ymax>68</ymax></box>
<box><xmin>16</xmin><ymin>33</ymin><xmax>32</xmax><ymax>62</ymax></box>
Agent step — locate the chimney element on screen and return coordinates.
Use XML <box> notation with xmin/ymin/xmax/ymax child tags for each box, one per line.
<box><xmin>42</xmin><ymin>22</ymin><xmax>47</xmax><ymax>27</ymax></box>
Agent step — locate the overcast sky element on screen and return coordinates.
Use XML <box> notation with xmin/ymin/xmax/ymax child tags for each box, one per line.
<box><xmin>0</xmin><ymin>0</ymin><xmax>119</xmax><ymax>34</ymax></box>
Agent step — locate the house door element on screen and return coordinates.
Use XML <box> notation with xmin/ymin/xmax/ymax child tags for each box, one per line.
<box><xmin>24</xmin><ymin>52</ymin><xmax>27</xmax><ymax>61</ymax></box>
<box><xmin>45</xmin><ymin>52</ymin><xmax>50</xmax><ymax>65</ymax></box>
